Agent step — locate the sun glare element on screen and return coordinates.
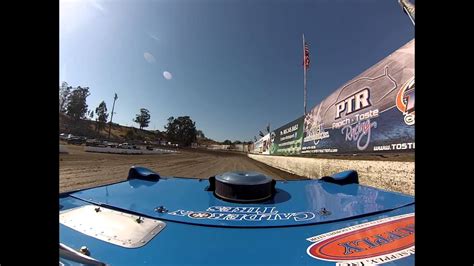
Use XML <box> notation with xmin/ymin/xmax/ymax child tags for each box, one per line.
<box><xmin>60</xmin><ymin>0</ymin><xmax>102</xmax><ymax>34</ymax></box>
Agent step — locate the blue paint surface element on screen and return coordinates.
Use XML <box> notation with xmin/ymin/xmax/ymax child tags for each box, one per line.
<box><xmin>60</xmin><ymin>177</ymin><xmax>415</xmax><ymax>265</ymax></box>
<box><xmin>70</xmin><ymin>177</ymin><xmax>413</xmax><ymax>227</ymax></box>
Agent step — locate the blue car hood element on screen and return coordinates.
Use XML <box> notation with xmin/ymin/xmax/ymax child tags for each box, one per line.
<box><xmin>69</xmin><ymin>177</ymin><xmax>414</xmax><ymax>228</ymax></box>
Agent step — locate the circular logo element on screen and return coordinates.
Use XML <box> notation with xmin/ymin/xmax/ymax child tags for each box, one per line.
<box><xmin>404</xmin><ymin>114</ymin><xmax>415</xmax><ymax>126</ymax></box>
<box><xmin>396</xmin><ymin>77</ymin><xmax>415</xmax><ymax>114</ymax></box>
<box><xmin>188</xmin><ymin>212</ymin><xmax>212</xmax><ymax>219</ymax></box>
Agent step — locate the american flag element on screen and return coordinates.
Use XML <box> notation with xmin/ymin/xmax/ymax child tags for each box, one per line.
<box><xmin>303</xmin><ymin>42</ymin><xmax>310</xmax><ymax>69</ymax></box>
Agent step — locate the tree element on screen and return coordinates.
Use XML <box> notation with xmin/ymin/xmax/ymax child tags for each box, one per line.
<box><xmin>223</xmin><ymin>140</ymin><xmax>232</xmax><ymax>145</ymax></box>
<box><xmin>66</xmin><ymin>86</ymin><xmax>90</xmax><ymax>120</ymax></box>
<box><xmin>95</xmin><ymin>101</ymin><xmax>109</xmax><ymax>132</ymax></box>
<box><xmin>133</xmin><ymin>108</ymin><xmax>151</xmax><ymax>130</ymax></box>
<box><xmin>59</xmin><ymin>82</ymin><xmax>72</xmax><ymax>113</ymax></box>
<box><xmin>165</xmin><ymin>116</ymin><xmax>197</xmax><ymax>147</ymax></box>
<box><xmin>233</xmin><ymin>140</ymin><xmax>242</xmax><ymax>144</ymax></box>
<box><xmin>196</xmin><ymin>130</ymin><xmax>205</xmax><ymax>139</ymax></box>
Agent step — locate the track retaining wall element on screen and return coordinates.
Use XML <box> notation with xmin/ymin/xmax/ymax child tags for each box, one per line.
<box><xmin>248</xmin><ymin>154</ymin><xmax>414</xmax><ymax>195</ymax></box>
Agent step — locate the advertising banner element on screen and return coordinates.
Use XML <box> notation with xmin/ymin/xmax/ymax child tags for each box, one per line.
<box><xmin>270</xmin><ymin>116</ymin><xmax>304</xmax><ymax>155</ymax></box>
<box><xmin>252</xmin><ymin>133</ymin><xmax>271</xmax><ymax>154</ymax></box>
<box><xmin>301</xmin><ymin>39</ymin><xmax>414</xmax><ymax>154</ymax></box>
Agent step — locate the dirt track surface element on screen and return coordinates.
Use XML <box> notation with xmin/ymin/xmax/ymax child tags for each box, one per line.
<box><xmin>60</xmin><ymin>145</ymin><xmax>307</xmax><ymax>193</ymax></box>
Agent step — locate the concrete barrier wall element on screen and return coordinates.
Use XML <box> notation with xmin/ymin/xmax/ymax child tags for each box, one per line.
<box><xmin>206</xmin><ymin>144</ymin><xmax>250</xmax><ymax>152</ymax></box>
<box><xmin>59</xmin><ymin>145</ymin><xmax>69</xmax><ymax>154</ymax></box>
<box><xmin>84</xmin><ymin>146</ymin><xmax>177</xmax><ymax>154</ymax></box>
<box><xmin>207</xmin><ymin>145</ymin><xmax>230</xmax><ymax>150</ymax></box>
<box><xmin>248</xmin><ymin>154</ymin><xmax>414</xmax><ymax>195</ymax></box>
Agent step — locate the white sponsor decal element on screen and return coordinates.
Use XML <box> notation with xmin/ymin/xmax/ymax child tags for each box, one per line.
<box><xmin>335</xmin><ymin>88</ymin><xmax>372</xmax><ymax>119</ymax></box>
<box><xmin>373</xmin><ymin>142</ymin><xmax>415</xmax><ymax>151</ymax></box>
<box><xmin>168</xmin><ymin>206</ymin><xmax>319</xmax><ymax>222</ymax></box>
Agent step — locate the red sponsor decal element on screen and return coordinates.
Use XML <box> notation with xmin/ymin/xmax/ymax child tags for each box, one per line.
<box><xmin>307</xmin><ymin>214</ymin><xmax>414</xmax><ymax>263</ymax></box>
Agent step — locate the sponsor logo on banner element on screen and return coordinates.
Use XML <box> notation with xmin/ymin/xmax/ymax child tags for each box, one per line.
<box><xmin>330</xmin><ymin>87</ymin><xmax>381</xmax><ymax>151</ymax></box>
<box><xmin>304</xmin><ymin>124</ymin><xmax>330</xmax><ymax>144</ymax></box>
<box><xmin>396</xmin><ymin>77</ymin><xmax>415</xmax><ymax>125</ymax></box>
<box><xmin>373</xmin><ymin>142</ymin><xmax>415</xmax><ymax>151</ymax></box>
<box><xmin>306</xmin><ymin>213</ymin><xmax>414</xmax><ymax>265</ymax></box>
<box><xmin>341</xmin><ymin>118</ymin><xmax>377</xmax><ymax>151</ymax></box>
<box><xmin>335</xmin><ymin>88</ymin><xmax>372</xmax><ymax>119</ymax></box>
<box><xmin>271</xmin><ymin>117</ymin><xmax>304</xmax><ymax>155</ymax></box>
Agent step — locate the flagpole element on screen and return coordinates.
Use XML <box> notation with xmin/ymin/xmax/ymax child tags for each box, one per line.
<box><xmin>303</xmin><ymin>34</ymin><xmax>307</xmax><ymax>115</ymax></box>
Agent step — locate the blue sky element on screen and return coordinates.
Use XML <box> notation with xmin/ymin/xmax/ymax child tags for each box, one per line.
<box><xmin>60</xmin><ymin>0</ymin><xmax>414</xmax><ymax>142</ymax></box>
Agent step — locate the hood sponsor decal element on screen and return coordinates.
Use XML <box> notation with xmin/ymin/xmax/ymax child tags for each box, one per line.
<box><xmin>306</xmin><ymin>213</ymin><xmax>414</xmax><ymax>265</ymax></box>
<box><xmin>167</xmin><ymin>206</ymin><xmax>332</xmax><ymax>222</ymax></box>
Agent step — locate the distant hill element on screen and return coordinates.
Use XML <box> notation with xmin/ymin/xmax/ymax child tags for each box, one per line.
<box><xmin>59</xmin><ymin>112</ymin><xmax>221</xmax><ymax>145</ymax></box>
<box><xmin>197</xmin><ymin>137</ymin><xmax>222</xmax><ymax>146</ymax></box>
<box><xmin>59</xmin><ymin>112</ymin><xmax>164</xmax><ymax>142</ymax></box>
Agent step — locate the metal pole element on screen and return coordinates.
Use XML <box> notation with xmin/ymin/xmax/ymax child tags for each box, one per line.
<box><xmin>303</xmin><ymin>34</ymin><xmax>307</xmax><ymax>115</ymax></box>
<box><xmin>108</xmin><ymin>93</ymin><xmax>118</xmax><ymax>140</ymax></box>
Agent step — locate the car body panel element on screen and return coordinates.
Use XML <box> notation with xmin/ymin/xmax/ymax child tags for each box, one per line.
<box><xmin>60</xmin><ymin>174</ymin><xmax>415</xmax><ymax>266</ymax></box>
<box><xmin>69</xmin><ymin>178</ymin><xmax>413</xmax><ymax>228</ymax></box>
